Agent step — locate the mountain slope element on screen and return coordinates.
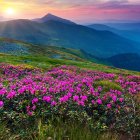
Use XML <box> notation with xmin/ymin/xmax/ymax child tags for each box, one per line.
<box><xmin>1</xmin><ymin>37</ymin><xmax>140</xmax><ymax>71</ymax></box>
<box><xmin>0</xmin><ymin>37</ymin><xmax>104</xmax><ymax>63</ymax></box>
<box><xmin>107</xmin><ymin>53</ymin><xmax>140</xmax><ymax>71</ymax></box>
<box><xmin>88</xmin><ymin>24</ymin><xmax>117</xmax><ymax>31</ymax></box>
<box><xmin>0</xmin><ymin>17</ymin><xmax>139</xmax><ymax>58</ymax></box>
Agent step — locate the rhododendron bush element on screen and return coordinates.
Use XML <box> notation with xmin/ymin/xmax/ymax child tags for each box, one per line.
<box><xmin>0</xmin><ymin>64</ymin><xmax>139</xmax><ymax>138</ymax></box>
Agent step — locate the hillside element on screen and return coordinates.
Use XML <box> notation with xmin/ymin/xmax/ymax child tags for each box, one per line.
<box><xmin>0</xmin><ymin>54</ymin><xmax>139</xmax><ymax>140</ymax></box>
<box><xmin>0</xmin><ymin>37</ymin><xmax>104</xmax><ymax>63</ymax></box>
<box><xmin>107</xmin><ymin>53</ymin><xmax>140</xmax><ymax>71</ymax></box>
<box><xmin>0</xmin><ymin>16</ymin><xmax>140</xmax><ymax>58</ymax></box>
<box><xmin>1</xmin><ymin>37</ymin><xmax>140</xmax><ymax>71</ymax></box>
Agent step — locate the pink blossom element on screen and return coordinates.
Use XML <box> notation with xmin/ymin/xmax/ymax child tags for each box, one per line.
<box><xmin>0</xmin><ymin>101</ymin><xmax>4</xmax><ymax>108</ymax></box>
<box><xmin>51</xmin><ymin>101</ymin><xmax>57</xmax><ymax>106</ymax></box>
<box><xmin>91</xmin><ymin>100</ymin><xmax>95</xmax><ymax>104</ymax></box>
<box><xmin>73</xmin><ymin>95</ymin><xmax>79</xmax><ymax>102</ymax></box>
<box><xmin>96</xmin><ymin>99</ymin><xmax>102</xmax><ymax>105</ymax></box>
<box><xmin>112</xmin><ymin>95</ymin><xmax>117</xmax><ymax>102</ymax></box>
<box><xmin>107</xmin><ymin>104</ymin><xmax>111</xmax><ymax>109</ymax></box>
<box><xmin>27</xmin><ymin>111</ymin><xmax>33</xmax><ymax>116</ymax></box>
<box><xmin>32</xmin><ymin>98</ymin><xmax>39</xmax><ymax>104</ymax></box>
<box><xmin>98</xmin><ymin>86</ymin><xmax>102</xmax><ymax>92</ymax></box>
<box><xmin>78</xmin><ymin>101</ymin><xmax>85</xmax><ymax>106</ymax></box>
<box><xmin>59</xmin><ymin>95</ymin><xmax>69</xmax><ymax>103</ymax></box>
<box><xmin>119</xmin><ymin>98</ymin><xmax>124</xmax><ymax>102</ymax></box>
<box><xmin>6</xmin><ymin>91</ymin><xmax>16</xmax><ymax>99</ymax></box>
<box><xmin>32</xmin><ymin>105</ymin><xmax>36</xmax><ymax>110</ymax></box>
<box><xmin>80</xmin><ymin>95</ymin><xmax>87</xmax><ymax>101</ymax></box>
<box><xmin>43</xmin><ymin>96</ymin><xmax>51</xmax><ymax>103</ymax></box>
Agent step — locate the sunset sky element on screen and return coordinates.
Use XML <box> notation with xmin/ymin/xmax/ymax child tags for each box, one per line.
<box><xmin>0</xmin><ymin>0</ymin><xmax>140</xmax><ymax>23</ymax></box>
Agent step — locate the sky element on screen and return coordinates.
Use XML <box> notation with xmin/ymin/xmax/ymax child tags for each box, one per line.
<box><xmin>0</xmin><ymin>0</ymin><xmax>140</xmax><ymax>23</ymax></box>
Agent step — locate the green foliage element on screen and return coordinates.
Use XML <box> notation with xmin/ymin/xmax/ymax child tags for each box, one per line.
<box><xmin>94</xmin><ymin>80</ymin><xmax>123</xmax><ymax>92</ymax></box>
<box><xmin>0</xmin><ymin>119</ymin><xmax>120</xmax><ymax>140</ymax></box>
<box><xmin>114</xmin><ymin>96</ymin><xmax>140</xmax><ymax>139</ymax></box>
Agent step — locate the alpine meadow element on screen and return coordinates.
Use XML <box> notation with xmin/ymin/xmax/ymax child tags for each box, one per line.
<box><xmin>0</xmin><ymin>1</ymin><xmax>140</xmax><ymax>140</ymax></box>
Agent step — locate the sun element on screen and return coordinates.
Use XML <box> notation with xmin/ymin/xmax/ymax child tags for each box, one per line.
<box><xmin>5</xmin><ymin>8</ymin><xmax>15</xmax><ymax>15</ymax></box>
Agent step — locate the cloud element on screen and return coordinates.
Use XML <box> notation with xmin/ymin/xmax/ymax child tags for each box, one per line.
<box><xmin>0</xmin><ymin>0</ymin><xmax>140</xmax><ymax>22</ymax></box>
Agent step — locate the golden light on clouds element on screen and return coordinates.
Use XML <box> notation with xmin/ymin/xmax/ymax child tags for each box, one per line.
<box><xmin>0</xmin><ymin>0</ymin><xmax>139</xmax><ymax>22</ymax></box>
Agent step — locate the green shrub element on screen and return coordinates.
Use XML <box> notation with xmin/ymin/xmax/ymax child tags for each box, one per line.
<box><xmin>94</xmin><ymin>80</ymin><xmax>123</xmax><ymax>92</ymax></box>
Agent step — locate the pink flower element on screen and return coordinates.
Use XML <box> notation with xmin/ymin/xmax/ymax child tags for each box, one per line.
<box><xmin>6</xmin><ymin>91</ymin><xmax>16</xmax><ymax>99</ymax></box>
<box><xmin>59</xmin><ymin>95</ymin><xmax>69</xmax><ymax>103</ymax></box>
<box><xmin>98</xmin><ymin>86</ymin><xmax>102</xmax><ymax>92</ymax></box>
<box><xmin>26</xmin><ymin>105</ymin><xmax>30</xmax><ymax>112</ymax></box>
<box><xmin>107</xmin><ymin>104</ymin><xmax>111</xmax><ymax>109</ymax></box>
<box><xmin>119</xmin><ymin>98</ymin><xmax>124</xmax><ymax>102</ymax></box>
<box><xmin>32</xmin><ymin>98</ymin><xmax>39</xmax><ymax>104</ymax></box>
<box><xmin>78</xmin><ymin>101</ymin><xmax>85</xmax><ymax>106</ymax></box>
<box><xmin>67</xmin><ymin>92</ymin><xmax>72</xmax><ymax>98</ymax></box>
<box><xmin>73</xmin><ymin>95</ymin><xmax>79</xmax><ymax>102</ymax></box>
<box><xmin>0</xmin><ymin>101</ymin><xmax>4</xmax><ymax>108</ymax></box>
<box><xmin>112</xmin><ymin>95</ymin><xmax>117</xmax><ymax>102</ymax></box>
<box><xmin>51</xmin><ymin>101</ymin><xmax>57</xmax><ymax>106</ymax></box>
<box><xmin>91</xmin><ymin>100</ymin><xmax>95</xmax><ymax>104</ymax></box>
<box><xmin>0</xmin><ymin>88</ymin><xmax>6</xmax><ymax>95</ymax></box>
<box><xmin>80</xmin><ymin>95</ymin><xmax>87</xmax><ymax>101</ymax></box>
<box><xmin>27</xmin><ymin>111</ymin><xmax>33</xmax><ymax>116</ymax></box>
<box><xmin>43</xmin><ymin>96</ymin><xmax>51</xmax><ymax>103</ymax></box>
<box><xmin>32</xmin><ymin>105</ymin><xmax>36</xmax><ymax>110</ymax></box>
<box><xmin>96</xmin><ymin>99</ymin><xmax>102</xmax><ymax>105</ymax></box>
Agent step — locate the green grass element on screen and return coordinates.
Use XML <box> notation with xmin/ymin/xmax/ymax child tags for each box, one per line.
<box><xmin>0</xmin><ymin>120</ymin><xmax>120</xmax><ymax>140</ymax></box>
<box><xmin>0</xmin><ymin>53</ymin><xmax>137</xmax><ymax>75</ymax></box>
<box><xmin>0</xmin><ymin>53</ymin><xmax>139</xmax><ymax>75</ymax></box>
<box><xmin>94</xmin><ymin>80</ymin><xmax>123</xmax><ymax>92</ymax></box>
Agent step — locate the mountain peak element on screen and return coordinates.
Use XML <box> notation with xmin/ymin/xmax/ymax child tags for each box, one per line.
<box><xmin>45</xmin><ymin>13</ymin><xmax>55</xmax><ymax>16</ymax></box>
<box><xmin>34</xmin><ymin>13</ymin><xmax>76</xmax><ymax>25</ymax></box>
<box><xmin>42</xmin><ymin>13</ymin><xmax>59</xmax><ymax>19</ymax></box>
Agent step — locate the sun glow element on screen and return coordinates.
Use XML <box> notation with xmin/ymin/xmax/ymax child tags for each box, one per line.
<box><xmin>5</xmin><ymin>8</ymin><xmax>15</xmax><ymax>16</ymax></box>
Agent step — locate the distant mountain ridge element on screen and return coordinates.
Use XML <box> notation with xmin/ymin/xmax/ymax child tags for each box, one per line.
<box><xmin>107</xmin><ymin>53</ymin><xmax>140</xmax><ymax>71</ymax></box>
<box><xmin>0</xmin><ymin>14</ymin><xmax>139</xmax><ymax>58</ymax></box>
<box><xmin>88</xmin><ymin>24</ymin><xmax>116</xmax><ymax>31</ymax></box>
<box><xmin>87</xmin><ymin>23</ymin><xmax>140</xmax><ymax>43</ymax></box>
<box><xmin>105</xmin><ymin>22</ymin><xmax>140</xmax><ymax>30</ymax></box>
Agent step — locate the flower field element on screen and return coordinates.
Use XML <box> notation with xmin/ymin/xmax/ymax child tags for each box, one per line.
<box><xmin>0</xmin><ymin>63</ymin><xmax>140</xmax><ymax>139</ymax></box>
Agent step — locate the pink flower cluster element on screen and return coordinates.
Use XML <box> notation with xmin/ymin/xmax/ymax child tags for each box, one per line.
<box><xmin>0</xmin><ymin>64</ymin><xmax>139</xmax><ymax>117</ymax></box>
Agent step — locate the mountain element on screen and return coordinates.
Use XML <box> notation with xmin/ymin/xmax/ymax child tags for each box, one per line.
<box><xmin>107</xmin><ymin>53</ymin><xmax>140</xmax><ymax>71</ymax></box>
<box><xmin>0</xmin><ymin>15</ymin><xmax>140</xmax><ymax>58</ymax></box>
<box><xmin>88</xmin><ymin>23</ymin><xmax>140</xmax><ymax>43</ymax></box>
<box><xmin>105</xmin><ymin>22</ymin><xmax>140</xmax><ymax>30</ymax></box>
<box><xmin>33</xmin><ymin>13</ymin><xmax>76</xmax><ymax>25</ymax></box>
<box><xmin>87</xmin><ymin>24</ymin><xmax>116</xmax><ymax>31</ymax></box>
